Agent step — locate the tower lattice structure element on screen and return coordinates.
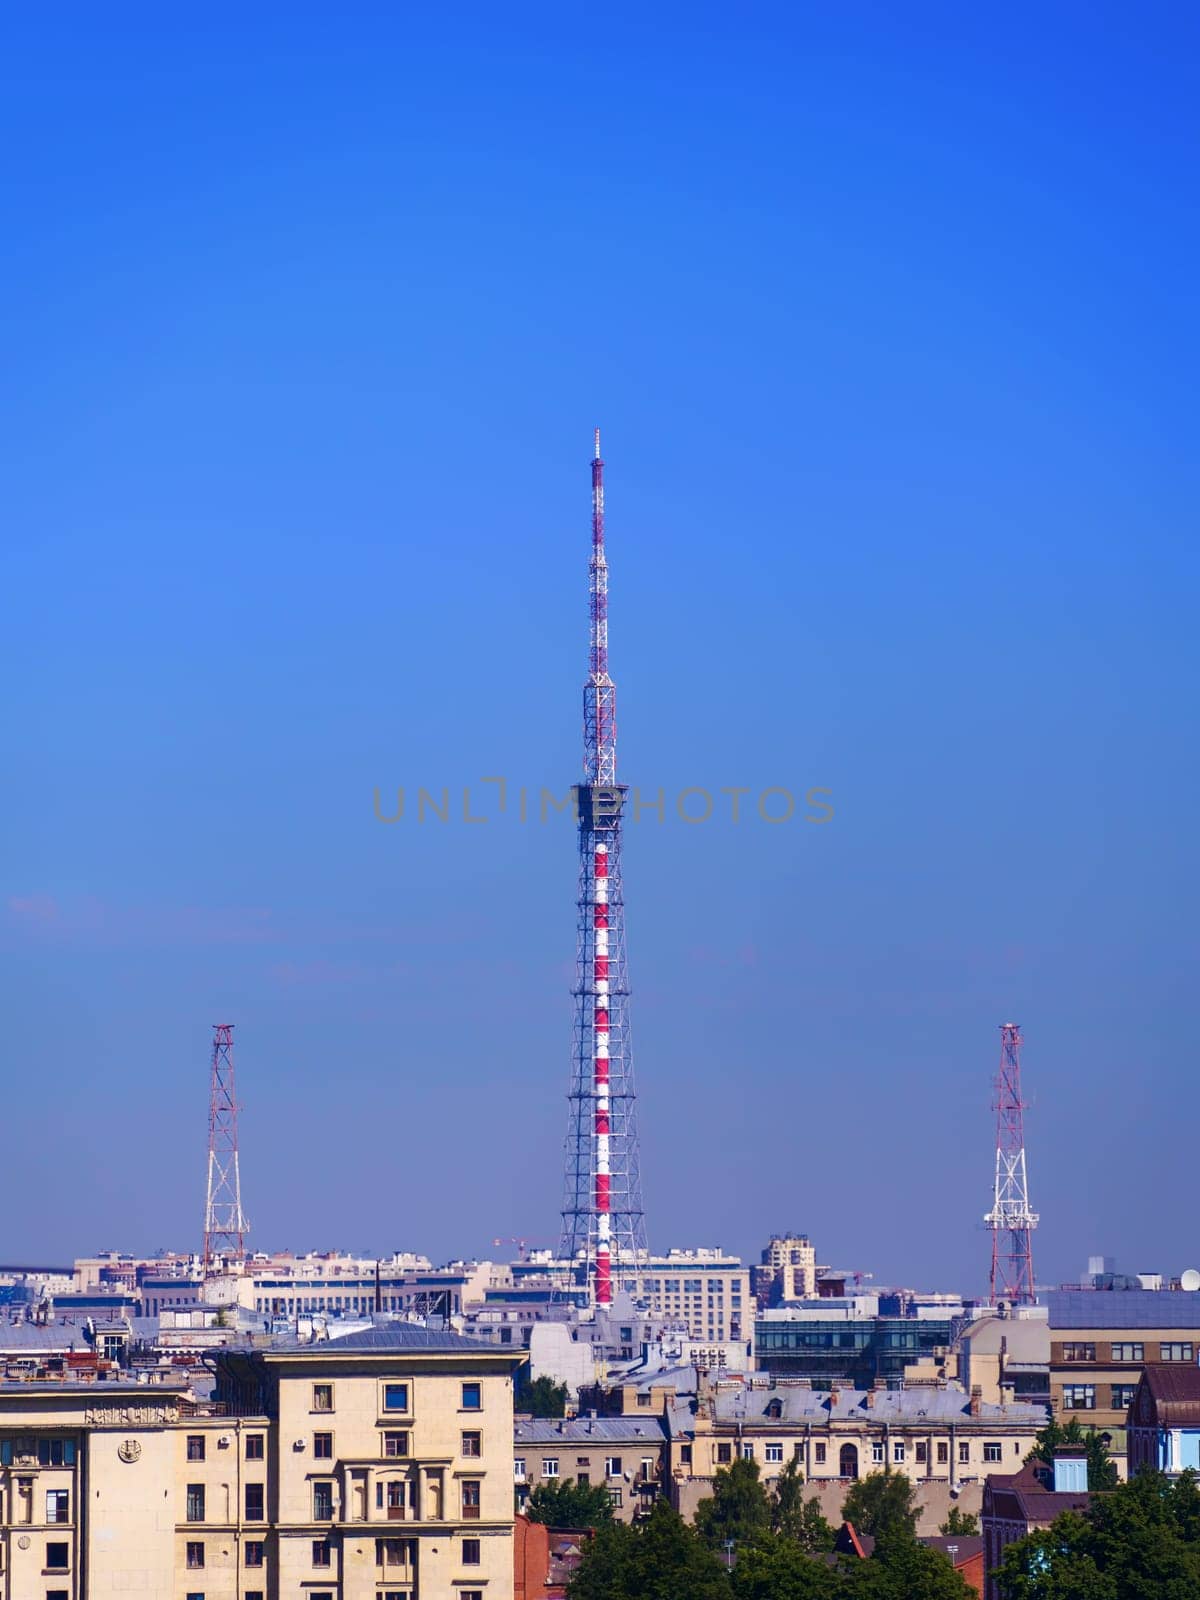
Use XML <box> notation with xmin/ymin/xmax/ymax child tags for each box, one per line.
<box><xmin>203</xmin><ymin>1023</ymin><xmax>249</xmax><ymax>1276</ymax></box>
<box><xmin>558</xmin><ymin>430</ymin><xmax>648</xmax><ymax>1304</ymax></box>
<box><xmin>984</xmin><ymin>1021</ymin><xmax>1038</xmax><ymax>1305</ymax></box>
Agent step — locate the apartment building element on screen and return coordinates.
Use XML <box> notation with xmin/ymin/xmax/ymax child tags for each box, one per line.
<box><xmin>1046</xmin><ymin>1288</ymin><xmax>1200</xmax><ymax>1468</ymax></box>
<box><xmin>662</xmin><ymin>1374</ymin><xmax>1045</xmax><ymax>1519</ymax></box>
<box><xmin>513</xmin><ymin>1415</ymin><xmax>668</xmax><ymax>1524</ymax></box>
<box><xmin>0</xmin><ymin>1322</ymin><xmax>522</xmax><ymax>1599</ymax></box>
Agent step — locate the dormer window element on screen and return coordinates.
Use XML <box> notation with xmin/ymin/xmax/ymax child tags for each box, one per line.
<box><xmin>765</xmin><ymin>1398</ymin><xmax>783</xmax><ymax>1419</ymax></box>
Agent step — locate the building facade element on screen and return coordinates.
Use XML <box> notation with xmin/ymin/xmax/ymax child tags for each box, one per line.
<box><xmin>1127</xmin><ymin>1365</ymin><xmax>1200</xmax><ymax>1477</ymax></box>
<box><xmin>1046</xmin><ymin>1288</ymin><xmax>1200</xmax><ymax>1467</ymax></box>
<box><xmin>513</xmin><ymin>1415</ymin><xmax>668</xmax><ymax>1524</ymax></box>
<box><xmin>662</xmin><ymin>1374</ymin><xmax>1045</xmax><ymax>1520</ymax></box>
<box><xmin>0</xmin><ymin>1323</ymin><xmax>521</xmax><ymax>1600</ymax></box>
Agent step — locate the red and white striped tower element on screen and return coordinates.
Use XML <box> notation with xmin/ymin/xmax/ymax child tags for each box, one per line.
<box><xmin>984</xmin><ymin>1022</ymin><xmax>1038</xmax><ymax>1305</ymax></box>
<box><xmin>559</xmin><ymin>431</ymin><xmax>647</xmax><ymax>1304</ymax></box>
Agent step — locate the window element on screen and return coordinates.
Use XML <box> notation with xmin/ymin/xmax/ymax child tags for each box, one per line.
<box><xmin>1062</xmin><ymin>1384</ymin><xmax>1096</xmax><ymax>1410</ymax></box>
<box><xmin>383</xmin><ymin>1431</ymin><xmax>409</xmax><ymax>1458</ymax></box>
<box><xmin>741</xmin><ymin>1443</ymin><xmax>754</xmax><ymax>1460</ymax></box>
<box><xmin>46</xmin><ymin>1542</ymin><xmax>70</xmax><ymax>1571</ymax></box>
<box><xmin>1112</xmin><ymin>1383</ymin><xmax>1138</xmax><ymax>1410</ymax></box>
<box><xmin>1111</xmin><ymin>1343</ymin><xmax>1144</xmax><ymax>1363</ymax></box>
<box><xmin>313</xmin><ymin>1383</ymin><xmax>334</xmax><ymax>1412</ymax></box>
<box><xmin>246</xmin><ymin>1593</ymin><xmax>264</xmax><ymax>1600</ymax></box>
<box><xmin>608</xmin><ymin>1486</ymin><xmax>623</xmax><ymax>1507</ymax></box>
<box><xmin>186</xmin><ymin>1483</ymin><xmax>206</xmax><ymax>1521</ymax></box>
<box><xmin>314</xmin><ymin>1432</ymin><xmax>334</xmax><ymax>1459</ymax></box>
<box><xmin>461</xmin><ymin>1431</ymin><xmax>482</xmax><ymax>1458</ymax></box>
<box><xmin>245</xmin><ymin>1433</ymin><xmax>265</xmax><ymax>1460</ymax></box>
<box><xmin>1161</xmin><ymin>1343</ymin><xmax>1194</xmax><ymax>1363</ymax></box>
<box><xmin>815</xmin><ymin>1442</ymin><xmax>827</xmax><ymax>1464</ymax></box>
<box><xmin>462</xmin><ymin>1480</ymin><xmax>481</xmax><ymax>1519</ymax></box>
<box><xmin>542</xmin><ymin>1458</ymin><xmax>559</xmax><ymax>1478</ymax></box>
<box><xmin>384</xmin><ymin>1383</ymin><xmax>410</xmax><ymax>1412</ymax></box>
<box><xmin>462</xmin><ymin>1592</ymin><xmax>484</xmax><ymax>1600</ymax></box>
<box><xmin>765</xmin><ymin>1443</ymin><xmax>783</xmax><ymax>1464</ymax></box>
<box><xmin>716</xmin><ymin>1443</ymin><xmax>732</xmax><ymax>1464</ymax></box>
<box><xmin>37</xmin><ymin>1440</ymin><xmax>76</xmax><ymax>1467</ymax></box>
<box><xmin>377</xmin><ymin>1537</ymin><xmax>407</xmax><ymax>1567</ymax></box>
<box><xmin>892</xmin><ymin>1441</ymin><xmax>906</xmax><ymax>1463</ymax></box>
<box><xmin>1061</xmin><ymin>1342</ymin><xmax>1097</xmax><ymax>1363</ymax></box>
<box><xmin>187</xmin><ymin>1434</ymin><xmax>206</xmax><ymax>1461</ymax></box>
<box><xmin>605</xmin><ymin>1456</ymin><xmax>622</xmax><ymax>1478</ymax></box>
<box><xmin>245</xmin><ymin>1482</ymin><xmax>264</xmax><ymax>1521</ymax></box>
<box><xmin>186</xmin><ymin>1541</ymin><xmax>205</xmax><ymax>1569</ymax></box>
<box><xmin>461</xmin><ymin>1382</ymin><xmax>482</xmax><ymax>1411</ymax></box>
<box><xmin>463</xmin><ymin>1537</ymin><xmax>481</xmax><ymax>1565</ymax></box>
<box><xmin>984</xmin><ymin>1442</ymin><xmax>1003</xmax><ymax>1463</ymax></box>
<box><xmin>47</xmin><ymin>1593</ymin><xmax>69</xmax><ymax>1600</ymax></box>
<box><xmin>312</xmin><ymin>1539</ymin><xmax>331</xmax><ymax>1566</ymax></box>
<box><xmin>958</xmin><ymin>1441</ymin><xmax>970</xmax><ymax>1463</ymax></box>
<box><xmin>514</xmin><ymin>1457</ymin><xmax>527</xmax><ymax>1482</ymax></box>
<box><xmin>313</xmin><ymin>1481</ymin><xmax>334</xmax><ymax>1521</ymax></box>
<box><xmin>915</xmin><ymin>1442</ymin><xmax>928</xmax><ymax>1464</ymax></box>
<box><xmin>937</xmin><ymin>1441</ymin><xmax>949</xmax><ymax>1464</ymax></box>
<box><xmin>45</xmin><ymin>1489</ymin><xmax>69</xmax><ymax>1523</ymax></box>
<box><xmin>872</xmin><ymin>1441</ymin><xmax>885</xmax><ymax>1464</ymax></box>
<box><xmin>244</xmin><ymin>1541</ymin><xmax>264</xmax><ymax>1567</ymax></box>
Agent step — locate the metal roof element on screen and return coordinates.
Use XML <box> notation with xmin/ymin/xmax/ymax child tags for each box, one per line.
<box><xmin>666</xmin><ymin>1383</ymin><xmax>1045</xmax><ymax>1433</ymax></box>
<box><xmin>515</xmin><ymin>1416</ymin><xmax>668</xmax><ymax>1445</ymax></box>
<box><xmin>1046</xmin><ymin>1290</ymin><xmax>1200</xmax><ymax>1330</ymax></box>
<box><xmin>267</xmin><ymin>1323</ymin><xmax>506</xmax><ymax>1356</ymax></box>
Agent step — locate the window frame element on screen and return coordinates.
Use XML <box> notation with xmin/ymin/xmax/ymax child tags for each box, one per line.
<box><xmin>312</xmin><ymin>1383</ymin><xmax>334</xmax><ymax>1413</ymax></box>
<box><xmin>461</xmin><ymin>1381</ymin><xmax>483</xmax><ymax>1412</ymax></box>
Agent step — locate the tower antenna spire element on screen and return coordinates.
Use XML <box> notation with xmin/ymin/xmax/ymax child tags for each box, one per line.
<box><xmin>203</xmin><ymin>1023</ymin><xmax>249</xmax><ymax>1277</ymax></box>
<box><xmin>984</xmin><ymin>1022</ymin><xmax>1038</xmax><ymax>1305</ymax></box>
<box><xmin>559</xmin><ymin>431</ymin><xmax>647</xmax><ymax>1304</ymax></box>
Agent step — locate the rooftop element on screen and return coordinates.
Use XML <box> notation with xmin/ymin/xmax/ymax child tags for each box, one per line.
<box><xmin>1046</xmin><ymin>1290</ymin><xmax>1200</xmax><ymax>1331</ymax></box>
<box><xmin>266</xmin><ymin>1322</ymin><xmax>510</xmax><ymax>1356</ymax></box>
<box><xmin>515</xmin><ymin>1416</ymin><xmax>668</xmax><ymax>1445</ymax></box>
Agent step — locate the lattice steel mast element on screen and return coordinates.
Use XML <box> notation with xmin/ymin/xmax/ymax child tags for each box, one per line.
<box><xmin>203</xmin><ymin>1023</ymin><xmax>249</xmax><ymax>1276</ymax></box>
<box><xmin>985</xmin><ymin>1022</ymin><xmax>1038</xmax><ymax>1305</ymax></box>
<box><xmin>559</xmin><ymin>430</ymin><xmax>648</xmax><ymax>1304</ymax></box>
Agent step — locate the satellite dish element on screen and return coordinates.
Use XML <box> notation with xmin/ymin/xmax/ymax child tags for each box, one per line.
<box><xmin>1181</xmin><ymin>1269</ymin><xmax>1200</xmax><ymax>1292</ymax></box>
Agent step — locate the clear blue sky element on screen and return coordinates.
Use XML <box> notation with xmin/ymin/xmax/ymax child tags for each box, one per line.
<box><xmin>2</xmin><ymin>3</ymin><xmax>1196</xmax><ymax>1292</ymax></box>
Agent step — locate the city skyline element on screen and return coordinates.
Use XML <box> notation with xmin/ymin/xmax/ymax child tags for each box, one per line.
<box><xmin>3</xmin><ymin>5</ymin><xmax>1196</xmax><ymax>1290</ymax></box>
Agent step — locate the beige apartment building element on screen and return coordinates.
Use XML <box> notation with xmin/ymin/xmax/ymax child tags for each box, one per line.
<box><xmin>661</xmin><ymin>1374</ymin><xmax>1045</xmax><ymax>1520</ymax></box>
<box><xmin>0</xmin><ymin>1323</ymin><xmax>521</xmax><ymax>1600</ymax></box>
<box><xmin>513</xmin><ymin>1415</ymin><xmax>668</xmax><ymax>1524</ymax></box>
<box><xmin>614</xmin><ymin>1252</ymin><xmax>751</xmax><ymax>1343</ymax></box>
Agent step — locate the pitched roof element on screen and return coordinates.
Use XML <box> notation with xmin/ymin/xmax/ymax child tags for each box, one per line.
<box><xmin>983</xmin><ymin>1461</ymin><xmax>1091</xmax><ymax>1527</ymax></box>
<box><xmin>667</xmin><ymin>1382</ymin><xmax>1044</xmax><ymax>1434</ymax></box>
<box><xmin>267</xmin><ymin>1323</ymin><xmax>507</xmax><ymax>1356</ymax></box>
<box><xmin>1140</xmin><ymin>1363</ymin><xmax>1200</xmax><ymax>1423</ymax></box>
<box><xmin>515</xmin><ymin>1416</ymin><xmax>668</xmax><ymax>1446</ymax></box>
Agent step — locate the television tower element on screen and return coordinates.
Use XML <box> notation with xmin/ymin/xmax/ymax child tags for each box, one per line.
<box><xmin>558</xmin><ymin>430</ymin><xmax>648</xmax><ymax>1304</ymax></box>
<box><xmin>203</xmin><ymin>1023</ymin><xmax>249</xmax><ymax>1276</ymax></box>
<box><xmin>985</xmin><ymin>1022</ymin><xmax>1038</xmax><ymax>1305</ymax></box>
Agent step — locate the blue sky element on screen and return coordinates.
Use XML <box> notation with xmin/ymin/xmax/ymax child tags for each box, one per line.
<box><xmin>2</xmin><ymin>3</ymin><xmax>1196</xmax><ymax>1291</ymax></box>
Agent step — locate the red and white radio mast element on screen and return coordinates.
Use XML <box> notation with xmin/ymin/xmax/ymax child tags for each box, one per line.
<box><xmin>985</xmin><ymin>1022</ymin><xmax>1038</xmax><ymax>1305</ymax></box>
<box><xmin>203</xmin><ymin>1023</ymin><xmax>249</xmax><ymax>1276</ymax></box>
<box><xmin>558</xmin><ymin>431</ymin><xmax>648</xmax><ymax>1304</ymax></box>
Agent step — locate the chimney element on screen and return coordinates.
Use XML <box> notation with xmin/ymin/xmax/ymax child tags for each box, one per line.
<box><xmin>829</xmin><ymin>1385</ymin><xmax>840</xmax><ymax>1409</ymax></box>
<box><xmin>866</xmin><ymin>1378</ymin><xmax>886</xmax><ymax>1409</ymax></box>
<box><xmin>969</xmin><ymin>1385</ymin><xmax>982</xmax><ymax>1418</ymax></box>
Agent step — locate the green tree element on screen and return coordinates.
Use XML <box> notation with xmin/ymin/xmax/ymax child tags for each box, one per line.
<box><xmin>840</xmin><ymin>1472</ymin><xmax>919</xmax><ymax>1542</ymax></box>
<box><xmin>994</xmin><ymin>1471</ymin><xmax>1200</xmax><ymax>1600</ymax></box>
<box><xmin>525</xmin><ymin>1477</ymin><xmax>615</xmax><ymax>1527</ymax></box>
<box><xmin>695</xmin><ymin>1456</ymin><xmax>772</xmax><ymax>1552</ymax></box>
<box><xmin>568</xmin><ymin>1500</ymin><xmax>731</xmax><ymax>1600</ymax></box>
<box><xmin>854</xmin><ymin>1533</ymin><xmax>976</xmax><ymax>1600</ymax></box>
<box><xmin>1028</xmin><ymin>1417</ymin><xmax>1118</xmax><ymax>1491</ymax></box>
<box><xmin>516</xmin><ymin>1367</ymin><xmax>570</xmax><ymax>1418</ymax></box>
<box><xmin>731</xmin><ymin>1537</ymin><xmax>845</xmax><ymax>1599</ymax></box>
<box><xmin>772</xmin><ymin>1458</ymin><xmax>835</xmax><ymax>1552</ymax></box>
<box><xmin>938</xmin><ymin>1505</ymin><xmax>979</xmax><ymax>1536</ymax></box>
